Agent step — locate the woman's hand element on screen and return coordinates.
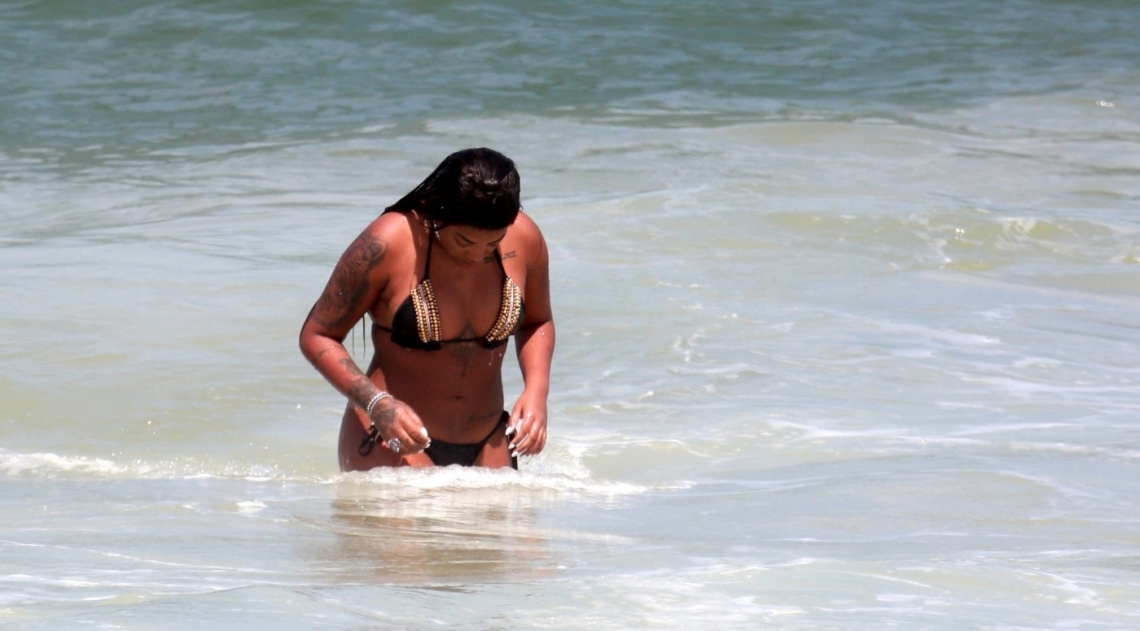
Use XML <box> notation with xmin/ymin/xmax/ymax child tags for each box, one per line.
<box><xmin>507</xmin><ymin>388</ymin><xmax>548</xmax><ymax>457</ymax></box>
<box><xmin>369</xmin><ymin>397</ymin><xmax>431</xmax><ymax>454</ymax></box>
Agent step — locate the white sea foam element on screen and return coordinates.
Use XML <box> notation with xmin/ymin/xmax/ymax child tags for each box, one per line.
<box><xmin>0</xmin><ymin>451</ymin><xmax>127</xmax><ymax>477</ymax></box>
<box><xmin>339</xmin><ymin>462</ymin><xmax>649</xmax><ymax>498</ymax></box>
<box><xmin>949</xmin><ymin>422</ymin><xmax>1073</xmax><ymax>436</ymax></box>
<box><xmin>235</xmin><ymin>500</ymin><xmax>267</xmax><ymax>513</ymax></box>
<box><xmin>0</xmin><ymin>448</ymin><xmax>648</xmax><ymax>498</ymax></box>
<box><xmin>1009</xmin><ymin>442</ymin><xmax>1140</xmax><ymax>460</ymax></box>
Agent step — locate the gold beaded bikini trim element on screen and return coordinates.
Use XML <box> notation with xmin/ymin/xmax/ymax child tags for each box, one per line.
<box><xmin>410</xmin><ymin>279</ymin><xmax>443</xmax><ymax>343</ymax></box>
<box><xmin>485</xmin><ymin>277</ymin><xmax>523</xmax><ymax>343</ymax></box>
<box><xmin>410</xmin><ymin>276</ymin><xmax>522</xmax><ymax>345</ymax></box>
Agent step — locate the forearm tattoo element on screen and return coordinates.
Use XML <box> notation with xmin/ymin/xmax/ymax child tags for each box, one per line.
<box><xmin>370</xmin><ymin>397</ymin><xmax>398</xmax><ymax>430</ymax></box>
<box><xmin>347</xmin><ymin>381</ymin><xmax>375</xmax><ymax>407</ymax></box>
<box><xmin>339</xmin><ymin>357</ymin><xmax>365</xmax><ymax>378</ymax></box>
<box><xmin>339</xmin><ymin>357</ymin><xmax>377</xmax><ymax>409</ymax></box>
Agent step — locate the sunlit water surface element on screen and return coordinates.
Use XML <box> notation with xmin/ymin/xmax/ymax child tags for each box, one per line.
<box><xmin>2</xmin><ymin>1</ymin><xmax>1139</xmax><ymax>629</ymax></box>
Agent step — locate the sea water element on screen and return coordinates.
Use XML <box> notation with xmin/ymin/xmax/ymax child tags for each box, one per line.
<box><xmin>2</xmin><ymin>1</ymin><xmax>1139</xmax><ymax>628</ymax></box>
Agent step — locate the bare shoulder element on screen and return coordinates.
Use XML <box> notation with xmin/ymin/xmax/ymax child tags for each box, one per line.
<box><xmin>338</xmin><ymin>212</ymin><xmax>412</xmax><ymax>266</ymax></box>
<box><xmin>364</xmin><ymin>211</ymin><xmax>414</xmax><ymax>251</ymax></box>
<box><xmin>506</xmin><ymin>210</ymin><xmax>548</xmax><ymax>263</ymax></box>
<box><xmin>309</xmin><ymin>213</ymin><xmax>413</xmax><ymax>334</ymax></box>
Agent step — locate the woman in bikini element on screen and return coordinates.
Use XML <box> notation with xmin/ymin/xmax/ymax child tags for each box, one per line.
<box><xmin>299</xmin><ymin>148</ymin><xmax>554</xmax><ymax>470</ymax></box>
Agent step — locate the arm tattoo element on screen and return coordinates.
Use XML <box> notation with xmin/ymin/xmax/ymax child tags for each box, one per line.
<box><xmin>371</xmin><ymin>398</ymin><xmax>398</xmax><ymax>430</ymax></box>
<box><xmin>339</xmin><ymin>357</ymin><xmax>366</xmax><ymax>378</ymax></box>
<box><xmin>316</xmin><ymin>234</ymin><xmax>388</xmax><ymax>331</ymax></box>
<box><xmin>347</xmin><ymin>378</ymin><xmax>375</xmax><ymax>408</ymax></box>
<box><xmin>339</xmin><ymin>358</ymin><xmax>379</xmax><ymax>410</ymax></box>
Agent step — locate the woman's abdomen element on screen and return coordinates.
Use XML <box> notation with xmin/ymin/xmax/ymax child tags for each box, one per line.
<box><xmin>369</xmin><ymin>338</ymin><xmax>507</xmax><ymax>444</ymax></box>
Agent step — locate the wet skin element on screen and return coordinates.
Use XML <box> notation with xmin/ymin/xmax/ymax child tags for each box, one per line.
<box><xmin>299</xmin><ymin>210</ymin><xmax>554</xmax><ymax>470</ymax></box>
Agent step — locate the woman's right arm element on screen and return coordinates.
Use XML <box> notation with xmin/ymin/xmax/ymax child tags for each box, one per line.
<box><xmin>298</xmin><ymin>224</ymin><xmax>429</xmax><ymax>452</ymax></box>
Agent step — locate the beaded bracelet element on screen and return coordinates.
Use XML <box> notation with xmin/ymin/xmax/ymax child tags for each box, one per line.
<box><xmin>364</xmin><ymin>391</ymin><xmax>392</xmax><ymax>417</ymax></box>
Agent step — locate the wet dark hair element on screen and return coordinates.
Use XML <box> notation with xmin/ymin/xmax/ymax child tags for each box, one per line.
<box><xmin>385</xmin><ymin>148</ymin><xmax>520</xmax><ymax>230</ymax></box>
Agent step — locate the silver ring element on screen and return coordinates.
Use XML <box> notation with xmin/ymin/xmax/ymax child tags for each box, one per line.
<box><xmin>387</xmin><ymin>438</ymin><xmax>401</xmax><ymax>453</ymax></box>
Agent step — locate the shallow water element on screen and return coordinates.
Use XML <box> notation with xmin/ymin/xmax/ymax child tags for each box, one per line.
<box><xmin>2</xmin><ymin>1</ymin><xmax>1140</xmax><ymax>629</ymax></box>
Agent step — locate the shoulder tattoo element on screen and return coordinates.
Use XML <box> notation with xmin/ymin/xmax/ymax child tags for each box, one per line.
<box><xmin>317</xmin><ymin>234</ymin><xmax>388</xmax><ymax>330</ymax></box>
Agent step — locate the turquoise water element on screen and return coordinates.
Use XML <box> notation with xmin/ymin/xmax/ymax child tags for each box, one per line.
<box><xmin>2</xmin><ymin>1</ymin><xmax>1139</xmax><ymax>628</ymax></box>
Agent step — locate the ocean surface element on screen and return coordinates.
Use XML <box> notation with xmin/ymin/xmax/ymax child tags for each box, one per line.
<box><xmin>2</xmin><ymin>1</ymin><xmax>1139</xmax><ymax>628</ymax></box>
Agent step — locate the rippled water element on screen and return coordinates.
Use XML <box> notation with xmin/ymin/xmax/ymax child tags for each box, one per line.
<box><xmin>2</xmin><ymin>1</ymin><xmax>1139</xmax><ymax>629</ymax></box>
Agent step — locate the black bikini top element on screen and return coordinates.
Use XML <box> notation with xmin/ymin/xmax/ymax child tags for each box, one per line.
<box><xmin>375</xmin><ymin>231</ymin><xmax>525</xmax><ymax>351</ymax></box>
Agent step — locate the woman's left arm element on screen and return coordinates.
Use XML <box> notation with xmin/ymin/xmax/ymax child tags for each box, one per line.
<box><xmin>508</xmin><ymin>214</ymin><xmax>555</xmax><ymax>457</ymax></box>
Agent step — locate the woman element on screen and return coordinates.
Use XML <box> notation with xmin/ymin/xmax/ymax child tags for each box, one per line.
<box><xmin>299</xmin><ymin>148</ymin><xmax>554</xmax><ymax>470</ymax></box>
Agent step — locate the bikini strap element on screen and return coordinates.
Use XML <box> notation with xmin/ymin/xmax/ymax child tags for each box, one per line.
<box><xmin>476</xmin><ymin>412</ymin><xmax>511</xmax><ymax>448</ymax></box>
<box><xmin>423</xmin><ymin>223</ymin><xmax>435</xmax><ymax>281</ymax></box>
<box><xmin>493</xmin><ymin>247</ymin><xmax>507</xmax><ymax>277</ymax></box>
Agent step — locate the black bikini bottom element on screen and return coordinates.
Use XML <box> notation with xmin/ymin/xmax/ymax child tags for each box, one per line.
<box><xmin>425</xmin><ymin>411</ymin><xmax>517</xmax><ymax>469</ymax></box>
